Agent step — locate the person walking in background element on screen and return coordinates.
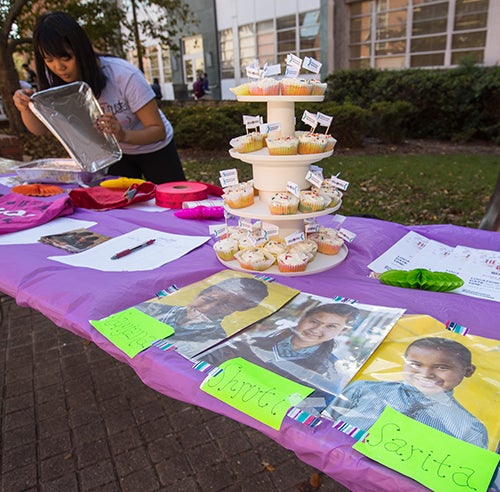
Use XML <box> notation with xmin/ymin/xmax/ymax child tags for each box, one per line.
<box><xmin>12</xmin><ymin>11</ymin><xmax>185</xmax><ymax>184</ymax></box>
<box><xmin>151</xmin><ymin>78</ymin><xmax>162</xmax><ymax>101</ymax></box>
<box><xmin>202</xmin><ymin>73</ymin><xmax>209</xmax><ymax>94</ymax></box>
<box><xmin>192</xmin><ymin>72</ymin><xmax>206</xmax><ymax>100</ymax></box>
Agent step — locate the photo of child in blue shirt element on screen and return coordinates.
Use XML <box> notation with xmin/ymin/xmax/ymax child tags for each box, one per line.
<box><xmin>322</xmin><ymin>336</ymin><xmax>489</xmax><ymax>448</ymax></box>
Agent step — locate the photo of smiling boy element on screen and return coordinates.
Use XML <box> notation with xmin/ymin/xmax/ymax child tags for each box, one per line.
<box><xmin>323</xmin><ymin>337</ymin><xmax>489</xmax><ymax>448</ymax></box>
<box><xmin>200</xmin><ymin>293</ymin><xmax>405</xmax><ymax>406</ymax></box>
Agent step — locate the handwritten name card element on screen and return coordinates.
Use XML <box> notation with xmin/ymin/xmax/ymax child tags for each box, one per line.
<box><xmin>201</xmin><ymin>357</ymin><xmax>313</xmax><ymax>430</ymax></box>
<box><xmin>90</xmin><ymin>307</ymin><xmax>174</xmax><ymax>358</ymax></box>
<box><xmin>353</xmin><ymin>406</ymin><xmax>500</xmax><ymax>492</ymax></box>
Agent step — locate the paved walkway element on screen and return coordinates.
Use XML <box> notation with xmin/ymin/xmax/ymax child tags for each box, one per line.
<box><xmin>0</xmin><ymin>296</ymin><xmax>350</xmax><ymax>492</ymax></box>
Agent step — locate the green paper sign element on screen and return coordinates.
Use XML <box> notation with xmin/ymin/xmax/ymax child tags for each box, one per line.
<box><xmin>91</xmin><ymin>307</ymin><xmax>174</xmax><ymax>358</ymax></box>
<box><xmin>353</xmin><ymin>406</ymin><xmax>500</xmax><ymax>492</ymax></box>
<box><xmin>201</xmin><ymin>357</ymin><xmax>314</xmax><ymax>430</ymax></box>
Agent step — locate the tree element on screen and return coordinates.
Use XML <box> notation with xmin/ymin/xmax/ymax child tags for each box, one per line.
<box><xmin>0</xmin><ymin>0</ymin><xmax>197</xmax><ymax>132</ymax></box>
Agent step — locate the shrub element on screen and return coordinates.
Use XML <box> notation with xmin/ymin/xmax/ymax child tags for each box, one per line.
<box><xmin>295</xmin><ymin>102</ymin><xmax>371</xmax><ymax>148</ymax></box>
<box><xmin>163</xmin><ymin>100</ymin><xmax>371</xmax><ymax>150</ymax></box>
<box><xmin>162</xmin><ymin>101</ymin><xmax>267</xmax><ymax>149</ymax></box>
<box><xmin>325</xmin><ymin>65</ymin><xmax>500</xmax><ymax>143</ymax></box>
<box><xmin>370</xmin><ymin>101</ymin><xmax>415</xmax><ymax>144</ymax></box>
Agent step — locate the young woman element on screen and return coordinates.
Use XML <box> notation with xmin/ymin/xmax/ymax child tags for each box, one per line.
<box><xmin>13</xmin><ymin>11</ymin><xmax>186</xmax><ymax>184</ymax></box>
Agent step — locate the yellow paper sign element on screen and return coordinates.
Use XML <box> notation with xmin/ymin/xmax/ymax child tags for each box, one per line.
<box><xmin>353</xmin><ymin>406</ymin><xmax>500</xmax><ymax>492</ymax></box>
<box><xmin>90</xmin><ymin>307</ymin><xmax>174</xmax><ymax>358</ymax></box>
<box><xmin>201</xmin><ymin>357</ymin><xmax>314</xmax><ymax>430</ymax></box>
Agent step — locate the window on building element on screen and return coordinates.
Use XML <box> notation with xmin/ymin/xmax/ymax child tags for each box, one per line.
<box><xmin>277</xmin><ymin>14</ymin><xmax>297</xmax><ymax>63</ymax></box>
<box><xmin>452</xmin><ymin>0</ymin><xmax>488</xmax><ymax>64</ymax></box>
<box><xmin>299</xmin><ymin>10</ymin><xmax>321</xmax><ymax>60</ymax></box>
<box><xmin>277</xmin><ymin>11</ymin><xmax>320</xmax><ymax>66</ymax></box>
<box><xmin>182</xmin><ymin>35</ymin><xmax>204</xmax><ymax>85</ymax></box>
<box><xmin>375</xmin><ymin>1</ymin><xmax>407</xmax><ymax>66</ymax></box>
<box><xmin>350</xmin><ymin>1</ymin><xmax>374</xmax><ymax>67</ymax></box>
<box><xmin>455</xmin><ymin>0</ymin><xmax>489</xmax><ymax>30</ymax></box>
<box><xmin>219</xmin><ymin>28</ymin><xmax>234</xmax><ymax>79</ymax></box>
<box><xmin>161</xmin><ymin>45</ymin><xmax>173</xmax><ymax>83</ymax></box>
<box><xmin>349</xmin><ymin>0</ymin><xmax>489</xmax><ymax>69</ymax></box>
<box><xmin>239</xmin><ymin>23</ymin><xmax>257</xmax><ymax>76</ymax></box>
<box><xmin>257</xmin><ymin>20</ymin><xmax>275</xmax><ymax>65</ymax></box>
<box><xmin>147</xmin><ymin>45</ymin><xmax>160</xmax><ymax>84</ymax></box>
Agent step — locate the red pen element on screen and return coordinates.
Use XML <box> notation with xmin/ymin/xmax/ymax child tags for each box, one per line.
<box><xmin>111</xmin><ymin>239</ymin><xmax>155</xmax><ymax>260</ymax></box>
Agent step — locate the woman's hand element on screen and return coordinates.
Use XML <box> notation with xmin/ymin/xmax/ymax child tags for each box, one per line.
<box><xmin>96</xmin><ymin>113</ymin><xmax>125</xmax><ymax>141</ymax></box>
<box><xmin>13</xmin><ymin>88</ymin><xmax>49</xmax><ymax>136</ymax></box>
<box><xmin>97</xmin><ymin>100</ymin><xmax>166</xmax><ymax>146</ymax></box>
<box><xmin>13</xmin><ymin>89</ymin><xmax>35</xmax><ymax>113</ymax></box>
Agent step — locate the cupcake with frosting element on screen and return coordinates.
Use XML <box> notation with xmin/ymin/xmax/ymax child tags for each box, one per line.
<box><xmin>223</xmin><ymin>181</ymin><xmax>255</xmax><ymax>209</ymax></box>
<box><xmin>224</xmin><ymin>226</ymin><xmax>249</xmax><ymax>242</ymax></box>
<box><xmin>324</xmin><ymin>135</ymin><xmax>337</xmax><ymax>151</ymax></box>
<box><xmin>262</xmin><ymin>239</ymin><xmax>288</xmax><ymax>258</ymax></box>
<box><xmin>313</xmin><ymin>180</ymin><xmax>342</xmax><ymax>207</ymax></box>
<box><xmin>213</xmin><ymin>237</ymin><xmax>240</xmax><ymax>261</ymax></box>
<box><xmin>229</xmin><ymin>83</ymin><xmax>250</xmax><ymax>96</ymax></box>
<box><xmin>297</xmin><ymin>132</ymin><xmax>327</xmax><ymax>154</ymax></box>
<box><xmin>237</xmin><ymin>236</ymin><xmax>257</xmax><ymax>251</ymax></box>
<box><xmin>277</xmin><ymin>251</ymin><xmax>310</xmax><ymax>273</ymax></box>
<box><xmin>280</xmin><ymin>78</ymin><xmax>312</xmax><ymax>96</ymax></box>
<box><xmin>310</xmin><ymin>81</ymin><xmax>327</xmax><ymax>95</ymax></box>
<box><xmin>268</xmin><ymin>191</ymin><xmax>300</xmax><ymax>215</ymax></box>
<box><xmin>310</xmin><ymin>230</ymin><xmax>344</xmax><ymax>255</ymax></box>
<box><xmin>249</xmin><ymin>77</ymin><xmax>280</xmax><ymax>95</ymax></box>
<box><xmin>234</xmin><ymin>248</ymin><xmax>275</xmax><ymax>271</ymax></box>
<box><xmin>266</xmin><ymin>136</ymin><xmax>299</xmax><ymax>155</ymax></box>
<box><xmin>287</xmin><ymin>239</ymin><xmax>318</xmax><ymax>261</ymax></box>
<box><xmin>230</xmin><ymin>133</ymin><xmax>264</xmax><ymax>154</ymax></box>
<box><xmin>298</xmin><ymin>190</ymin><xmax>330</xmax><ymax>213</ymax></box>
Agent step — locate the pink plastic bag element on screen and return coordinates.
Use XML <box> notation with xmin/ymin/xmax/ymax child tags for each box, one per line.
<box><xmin>0</xmin><ymin>193</ymin><xmax>74</xmax><ymax>234</ymax></box>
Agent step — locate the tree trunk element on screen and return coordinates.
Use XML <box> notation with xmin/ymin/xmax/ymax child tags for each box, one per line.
<box><xmin>0</xmin><ymin>36</ymin><xmax>27</xmax><ymax>133</ymax></box>
<box><xmin>479</xmin><ymin>171</ymin><xmax>500</xmax><ymax>232</ymax></box>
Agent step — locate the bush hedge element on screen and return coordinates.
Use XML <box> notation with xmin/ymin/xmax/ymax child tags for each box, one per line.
<box><xmin>325</xmin><ymin>64</ymin><xmax>500</xmax><ymax>143</ymax></box>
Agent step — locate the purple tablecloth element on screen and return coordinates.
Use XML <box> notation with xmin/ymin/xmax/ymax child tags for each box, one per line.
<box><xmin>1</xmin><ymin>184</ymin><xmax>499</xmax><ymax>492</ymax></box>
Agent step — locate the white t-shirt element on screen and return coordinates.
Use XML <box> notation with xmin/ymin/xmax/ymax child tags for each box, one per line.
<box><xmin>98</xmin><ymin>56</ymin><xmax>173</xmax><ymax>155</ymax></box>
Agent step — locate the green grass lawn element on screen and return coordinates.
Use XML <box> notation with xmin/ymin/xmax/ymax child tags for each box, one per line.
<box><xmin>182</xmin><ymin>153</ymin><xmax>500</xmax><ymax>228</ymax></box>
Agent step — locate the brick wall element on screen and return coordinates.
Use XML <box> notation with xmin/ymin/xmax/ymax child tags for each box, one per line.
<box><xmin>0</xmin><ymin>134</ymin><xmax>24</xmax><ymax>161</ymax></box>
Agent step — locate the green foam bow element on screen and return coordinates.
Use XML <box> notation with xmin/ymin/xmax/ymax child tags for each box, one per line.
<box><xmin>378</xmin><ymin>268</ymin><xmax>464</xmax><ymax>292</ymax></box>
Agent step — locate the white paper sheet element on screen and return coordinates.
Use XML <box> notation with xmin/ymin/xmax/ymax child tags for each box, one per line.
<box><xmin>48</xmin><ymin>227</ymin><xmax>210</xmax><ymax>271</ymax></box>
<box><xmin>368</xmin><ymin>231</ymin><xmax>500</xmax><ymax>302</ymax></box>
<box><xmin>0</xmin><ymin>218</ymin><xmax>97</xmax><ymax>245</ymax></box>
<box><xmin>444</xmin><ymin>246</ymin><xmax>500</xmax><ymax>302</ymax></box>
<box><xmin>404</xmin><ymin>239</ymin><xmax>455</xmax><ymax>271</ymax></box>
<box><xmin>367</xmin><ymin>231</ymin><xmax>430</xmax><ymax>272</ymax></box>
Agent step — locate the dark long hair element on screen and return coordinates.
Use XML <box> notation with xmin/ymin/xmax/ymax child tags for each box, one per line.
<box><xmin>33</xmin><ymin>11</ymin><xmax>107</xmax><ymax>97</ymax></box>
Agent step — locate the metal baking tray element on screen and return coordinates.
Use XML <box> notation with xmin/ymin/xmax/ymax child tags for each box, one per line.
<box><xmin>15</xmin><ymin>158</ymin><xmax>108</xmax><ymax>186</ymax></box>
<box><xmin>28</xmin><ymin>81</ymin><xmax>122</xmax><ymax>173</ymax></box>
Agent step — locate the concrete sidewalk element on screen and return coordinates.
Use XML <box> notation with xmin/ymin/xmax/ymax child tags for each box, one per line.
<box><xmin>0</xmin><ymin>296</ymin><xmax>350</xmax><ymax>492</ymax></box>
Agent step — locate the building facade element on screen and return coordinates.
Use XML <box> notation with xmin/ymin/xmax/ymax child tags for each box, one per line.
<box><xmin>137</xmin><ymin>0</ymin><xmax>500</xmax><ymax>101</ymax></box>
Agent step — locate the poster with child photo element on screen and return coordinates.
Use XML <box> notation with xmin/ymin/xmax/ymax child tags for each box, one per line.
<box><xmin>322</xmin><ymin>315</ymin><xmax>500</xmax><ymax>453</ymax></box>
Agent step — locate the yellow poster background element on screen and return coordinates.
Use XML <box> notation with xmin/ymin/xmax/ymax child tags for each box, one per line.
<box><xmin>349</xmin><ymin>314</ymin><xmax>499</xmax><ymax>451</ymax></box>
